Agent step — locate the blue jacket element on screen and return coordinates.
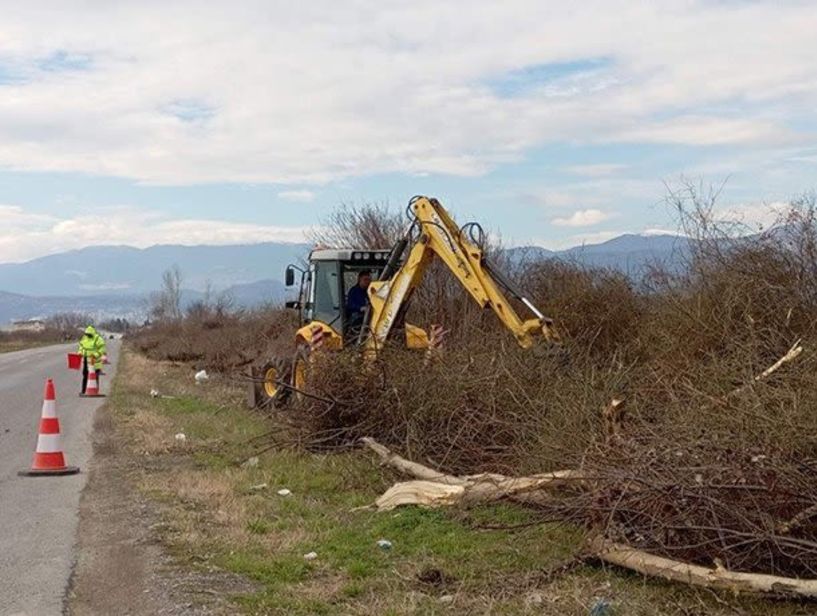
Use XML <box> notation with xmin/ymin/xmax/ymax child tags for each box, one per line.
<box><xmin>346</xmin><ymin>285</ymin><xmax>368</xmax><ymax>314</ymax></box>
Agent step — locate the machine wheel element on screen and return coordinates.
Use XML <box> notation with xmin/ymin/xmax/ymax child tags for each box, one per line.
<box><xmin>254</xmin><ymin>357</ymin><xmax>292</xmax><ymax>408</ymax></box>
<box><xmin>291</xmin><ymin>345</ymin><xmax>311</xmax><ymax>403</ymax></box>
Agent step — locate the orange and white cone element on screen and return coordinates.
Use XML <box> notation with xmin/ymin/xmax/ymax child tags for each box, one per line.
<box><xmin>19</xmin><ymin>379</ymin><xmax>79</xmax><ymax>476</ymax></box>
<box><xmin>81</xmin><ymin>362</ymin><xmax>104</xmax><ymax>397</ymax></box>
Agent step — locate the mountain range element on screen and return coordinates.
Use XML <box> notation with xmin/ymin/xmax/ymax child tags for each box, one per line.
<box><xmin>0</xmin><ymin>234</ymin><xmax>688</xmax><ymax>324</ymax></box>
<box><xmin>0</xmin><ymin>242</ymin><xmax>309</xmax><ymax>296</ymax></box>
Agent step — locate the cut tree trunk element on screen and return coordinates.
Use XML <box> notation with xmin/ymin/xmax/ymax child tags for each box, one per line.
<box><xmin>591</xmin><ymin>537</ymin><xmax>817</xmax><ymax>600</ymax></box>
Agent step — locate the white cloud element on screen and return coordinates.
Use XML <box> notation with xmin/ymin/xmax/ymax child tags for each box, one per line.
<box><xmin>277</xmin><ymin>189</ymin><xmax>316</xmax><ymax>203</ymax></box>
<box><xmin>0</xmin><ymin>2</ymin><xmax>811</xmax><ymax>184</ymax></box>
<box><xmin>523</xmin><ymin>190</ymin><xmax>590</xmax><ymax>208</ymax></box>
<box><xmin>551</xmin><ymin>208</ymin><xmax>612</xmax><ymax>227</ymax></box>
<box><xmin>717</xmin><ymin>200</ymin><xmax>792</xmax><ymax>231</ymax></box>
<box><xmin>0</xmin><ymin>204</ymin><xmax>309</xmax><ymax>263</ymax></box>
<box><xmin>613</xmin><ymin>116</ymin><xmax>791</xmax><ymax>147</ymax></box>
<box><xmin>0</xmin><ymin>204</ymin><xmax>56</xmax><ymax>229</ymax></box>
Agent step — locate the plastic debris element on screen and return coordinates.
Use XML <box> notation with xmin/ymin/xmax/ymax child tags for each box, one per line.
<box><xmin>194</xmin><ymin>369</ymin><xmax>209</xmax><ymax>384</ymax></box>
<box><xmin>150</xmin><ymin>389</ymin><xmax>160</xmax><ymax>398</ymax></box>
<box><xmin>589</xmin><ymin>598</ymin><xmax>612</xmax><ymax>616</ymax></box>
<box><xmin>277</xmin><ymin>488</ymin><xmax>292</xmax><ymax>496</ymax></box>
<box><xmin>249</xmin><ymin>483</ymin><xmax>268</xmax><ymax>491</ymax></box>
<box><xmin>439</xmin><ymin>595</ymin><xmax>454</xmax><ymax>604</ymax></box>
<box><xmin>174</xmin><ymin>433</ymin><xmax>186</xmax><ymax>443</ymax></box>
<box><xmin>376</xmin><ymin>539</ymin><xmax>393</xmax><ymax>550</ymax></box>
<box><xmin>303</xmin><ymin>551</ymin><xmax>318</xmax><ymax>561</ymax></box>
<box><xmin>242</xmin><ymin>456</ymin><xmax>259</xmax><ymax>468</ymax></box>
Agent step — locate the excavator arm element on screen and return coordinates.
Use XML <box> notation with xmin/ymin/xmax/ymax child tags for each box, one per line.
<box><xmin>364</xmin><ymin>196</ymin><xmax>557</xmax><ymax>351</ymax></box>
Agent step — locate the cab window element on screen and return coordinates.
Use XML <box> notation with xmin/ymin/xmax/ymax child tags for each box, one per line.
<box><xmin>307</xmin><ymin>261</ymin><xmax>341</xmax><ymax>326</ymax></box>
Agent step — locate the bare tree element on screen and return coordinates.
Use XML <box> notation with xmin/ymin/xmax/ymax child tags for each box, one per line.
<box><xmin>308</xmin><ymin>202</ymin><xmax>405</xmax><ymax>249</ymax></box>
<box><xmin>150</xmin><ymin>265</ymin><xmax>183</xmax><ymax>322</ymax></box>
<box><xmin>46</xmin><ymin>312</ymin><xmax>92</xmax><ymax>332</ymax></box>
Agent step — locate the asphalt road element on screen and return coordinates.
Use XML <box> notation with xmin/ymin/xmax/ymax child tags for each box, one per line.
<box><xmin>0</xmin><ymin>341</ymin><xmax>119</xmax><ymax>616</ymax></box>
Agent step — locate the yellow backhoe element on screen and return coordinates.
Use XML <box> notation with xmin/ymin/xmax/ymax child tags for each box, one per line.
<box><xmin>249</xmin><ymin>195</ymin><xmax>556</xmax><ymax>408</ymax></box>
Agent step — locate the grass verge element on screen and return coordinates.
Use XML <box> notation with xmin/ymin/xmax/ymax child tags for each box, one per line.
<box><xmin>109</xmin><ymin>346</ymin><xmax>814</xmax><ymax>615</ymax></box>
<box><xmin>0</xmin><ymin>338</ymin><xmax>60</xmax><ymax>353</ymax></box>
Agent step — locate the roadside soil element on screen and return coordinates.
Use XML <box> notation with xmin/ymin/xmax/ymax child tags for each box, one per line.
<box><xmin>66</xmin><ymin>399</ymin><xmax>256</xmax><ymax>615</ymax></box>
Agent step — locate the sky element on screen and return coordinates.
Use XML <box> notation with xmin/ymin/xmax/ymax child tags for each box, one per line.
<box><xmin>0</xmin><ymin>1</ymin><xmax>815</xmax><ymax>263</ymax></box>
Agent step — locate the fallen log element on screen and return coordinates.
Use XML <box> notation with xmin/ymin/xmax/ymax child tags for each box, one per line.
<box><xmin>376</xmin><ymin>480</ymin><xmax>465</xmax><ymax>510</ymax></box>
<box><xmin>361</xmin><ymin>437</ymin><xmax>583</xmax><ymax>510</ymax></box>
<box><xmin>590</xmin><ymin>537</ymin><xmax>817</xmax><ymax>600</ymax></box>
<box><xmin>373</xmin><ymin>471</ymin><xmax>584</xmax><ymax>511</ymax></box>
<box><xmin>361</xmin><ymin>437</ymin><xmax>466</xmax><ymax>485</ymax></box>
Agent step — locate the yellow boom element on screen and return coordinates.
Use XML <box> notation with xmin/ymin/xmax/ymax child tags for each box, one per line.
<box><xmin>364</xmin><ymin>196</ymin><xmax>556</xmax><ymax>351</ymax></box>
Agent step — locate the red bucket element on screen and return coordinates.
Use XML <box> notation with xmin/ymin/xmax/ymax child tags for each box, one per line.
<box><xmin>67</xmin><ymin>353</ymin><xmax>82</xmax><ymax>370</ymax></box>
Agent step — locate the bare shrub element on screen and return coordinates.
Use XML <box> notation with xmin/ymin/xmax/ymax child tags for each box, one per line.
<box><xmin>46</xmin><ymin>311</ymin><xmax>93</xmax><ymax>332</ymax></box>
<box><xmin>308</xmin><ymin>202</ymin><xmax>404</xmax><ymax>249</ymax></box>
<box><xmin>130</xmin><ymin>307</ymin><xmax>296</xmax><ymax>372</ymax></box>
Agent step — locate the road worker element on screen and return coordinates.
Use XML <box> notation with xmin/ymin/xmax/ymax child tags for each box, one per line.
<box><xmin>345</xmin><ymin>270</ymin><xmax>371</xmax><ymax>336</ymax></box>
<box><xmin>77</xmin><ymin>325</ymin><xmax>106</xmax><ymax>394</ymax></box>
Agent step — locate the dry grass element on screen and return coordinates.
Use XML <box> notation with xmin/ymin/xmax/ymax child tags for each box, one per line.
<box><xmin>0</xmin><ymin>327</ymin><xmax>74</xmax><ymax>353</ymax></box>
<box><xmin>130</xmin><ymin>307</ymin><xmax>296</xmax><ymax>372</ymax></box>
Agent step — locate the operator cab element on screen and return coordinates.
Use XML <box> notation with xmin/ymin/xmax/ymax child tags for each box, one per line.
<box><xmin>285</xmin><ymin>248</ymin><xmax>393</xmax><ymax>339</ymax></box>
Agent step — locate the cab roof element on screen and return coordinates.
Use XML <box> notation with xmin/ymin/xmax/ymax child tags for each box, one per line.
<box><xmin>309</xmin><ymin>248</ymin><xmax>392</xmax><ymax>263</ymax></box>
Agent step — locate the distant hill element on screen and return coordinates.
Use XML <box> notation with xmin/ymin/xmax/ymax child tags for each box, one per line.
<box><xmin>0</xmin><ymin>290</ymin><xmax>147</xmax><ymax>325</ymax></box>
<box><xmin>0</xmin><ymin>280</ymin><xmax>288</xmax><ymax>325</ymax></box>
<box><xmin>0</xmin><ymin>234</ymin><xmax>694</xmax><ymax>323</ymax></box>
<box><xmin>506</xmin><ymin>233</ymin><xmax>690</xmax><ymax>274</ymax></box>
<box><xmin>504</xmin><ymin>245</ymin><xmax>556</xmax><ymax>265</ymax></box>
<box><xmin>0</xmin><ymin>242</ymin><xmax>309</xmax><ymax>297</ymax></box>
<box><xmin>558</xmin><ymin>233</ymin><xmax>692</xmax><ymax>275</ymax></box>
<box><xmin>221</xmin><ymin>279</ymin><xmax>286</xmax><ymax>308</ymax></box>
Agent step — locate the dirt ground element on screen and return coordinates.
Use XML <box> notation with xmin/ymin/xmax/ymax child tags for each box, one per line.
<box><xmin>66</xmin><ymin>400</ymin><xmax>256</xmax><ymax>615</ymax></box>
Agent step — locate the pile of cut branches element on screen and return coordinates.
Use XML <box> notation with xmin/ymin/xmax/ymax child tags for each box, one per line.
<box><xmin>353</xmin><ymin>339</ymin><xmax>817</xmax><ymax>599</ymax></box>
<box><xmin>572</xmin><ymin>439</ymin><xmax>817</xmax><ymax>578</ymax></box>
<box><xmin>361</xmin><ymin>436</ymin><xmax>817</xmax><ymax>600</ymax></box>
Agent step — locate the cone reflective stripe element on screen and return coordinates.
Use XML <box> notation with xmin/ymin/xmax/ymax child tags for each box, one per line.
<box><xmin>86</xmin><ymin>369</ymin><xmax>99</xmax><ymax>395</ymax></box>
<box><xmin>20</xmin><ymin>378</ymin><xmax>79</xmax><ymax>476</ymax></box>
<box><xmin>81</xmin><ymin>363</ymin><xmax>104</xmax><ymax>397</ymax></box>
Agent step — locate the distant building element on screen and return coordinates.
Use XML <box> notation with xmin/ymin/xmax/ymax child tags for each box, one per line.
<box><xmin>10</xmin><ymin>319</ymin><xmax>46</xmax><ymax>332</ymax></box>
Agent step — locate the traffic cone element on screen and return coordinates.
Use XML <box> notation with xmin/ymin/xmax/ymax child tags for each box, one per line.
<box><xmin>19</xmin><ymin>379</ymin><xmax>79</xmax><ymax>476</ymax></box>
<box><xmin>81</xmin><ymin>365</ymin><xmax>104</xmax><ymax>397</ymax></box>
